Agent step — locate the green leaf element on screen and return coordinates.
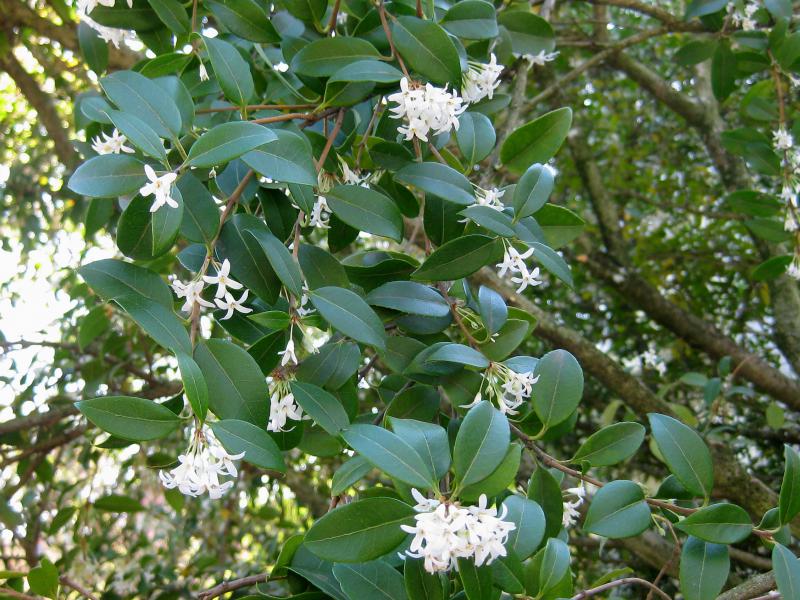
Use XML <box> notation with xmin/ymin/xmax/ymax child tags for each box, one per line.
<box><xmin>427</xmin><ymin>343</ymin><xmax>489</xmax><ymax>368</ymax></box>
<box><xmin>685</xmin><ymin>0</ymin><xmax>727</xmax><ymax>18</ymax></box>
<box><xmin>150</xmin><ymin>186</ymin><xmax>184</xmax><ymax>255</ymax></box>
<box><xmin>459</xmin><ymin>443</ymin><xmax>521</xmax><ymax>501</ymax></box>
<box><xmin>456</xmin><ymin>112</ymin><xmax>496</xmax><ymax>165</ymax></box>
<box><xmin>101</xmin><ymin>70</ymin><xmax>181</xmax><ymax>138</ymax></box>
<box><xmin>477</xmin><ymin>286</ymin><xmax>507</xmax><ymax>337</ymax></box>
<box><xmin>68</xmin><ymin>154</ymin><xmax>146</xmax><ymax>197</ymax></box>
<box><xmin>392</xmin><ymin>16</ymin><xmax>461</xmax><ymax>85</ymax></box>
<box><xmin>94</xmin><ymin>494</ymin><xmax>144</xmax><ymax>512</ymax></box>
<box><xmin>536</xmin><ymin>204</ymin><xmax>585</xmax><ymax>249</ymax></box>
<box><xmin>396</xmin><ymin>162</ymin><xmax>474</xmax><ymax>206</ymax></box>
<box><xmin>105</xmin><ymin>109</ymin><xmax>167</xmax><ymax>162</ymax></box>
<box><xmin>773</xmin><ymin>543</ymin><xmax>800</xmax><ymax>600</ymax></box>
<box><xmin>310</xmin><ymin>286</ymin><xmax>387</xmax><ymax>350</ymax></box>
<box><xmin>290</xmin><ymin>545</ymin><xmax>347</xmax><ymax>600</ymax></box>
<box><xmin>458</xmin><ymin>558</ymin><xmax>493</xmax><ymax>600</ymax></box>
<box><xmin>413</xmin><ymin>235</ymin><xmax>502</xmax><ymax>281</ymax></box>
<box><xmin>331</xmin><ymin>456</ymin><xmax>373</xmax><ymax>495</ymax></box>
<box><xmin>497</xmin><ymin>11</ymin><xmax>555</xmax><ymax>56</ymax></box>
<box><xmin>405</xmin><ymin>558</ymin><xmax>447</xmax><ymax>600</ymax></box>
<box><xmin>441</xmin><ymin>1</ymin><xmax>498</xmax><ymax>40</ymax></box>
<box><xmin>329</xmin><ymin>60</ymin><xmax>404</xmax><ymax>84</ymax></box>
<box><xmin>531</xmin><ymin>349</ymin><xmax>583</xmax><ymax>430</ymax></box>
<box><xmin>460</xmin><ymin>205</ymin><xmax>515</xmax><ymax>237</ymax></box>
<box><xmin>390</xmin><ymin>418</ymin><xmax>451</xmax><ymax>480</ymax></box>
<box><xmin>290</xmin><ymin>381</ymin><xmax>350</xmax><ymax>436</ymax></box>
<box><xmin>648</xmin><ymin>413</ymin><xmax>714</xmax><ymax>499</ymax></box>
<box><xmin>175</xmin><ymin>351</ymin><xmax>208</xmax><ymax>421</ymax></box>
<box><xmin>680</xmin><ymin>537</ymin><xmax>729</xmax><ymax>600</ymax></box>
<box><xmin>513</xmin><ymin>164</ymin><xmax>554</xmax><ymax>221</ymax></box>
<box><xmin>114</xmin><ymin>293</ymin><xmax>191</xmax><ymax>354</ymax></box>
<box><xmin>149</xmin><ymin>0</ymin><xmax>190</xmax><ymax>34</ymax></box>
<box><xmin>675</xmin><ymin>503</ymin><xmax>753</xmax><ymax>544</ymax></box>
<box><xmin>326</xmin><ymin>184</ymin><xmax>404</xmax><ymax>242</ymax></box>
<box><xmin>27</xmin><ymin>559</ymin><xmax>58</xmax><ymax>599</ymax></box>
<box><xmin>304</xmin><ymin>497</ymin><xmax>416</xmax><ymax>562</ymax></box>
<box><xmin>246</xmin><ymin>228</ymin><xmax>304</xmax><ymax>297</ymax></box>
<box><xmin>194</xmin><ymin>339</ymin><xmax>269</xmax><ymax>425</ymax></box>
<box><xmin>500</xmin><ymin>107</ymin><xmax>572</xmax><ymax>174</ymax></box>
<box><xmin>177</xmin><ymin>173</ymin><xmax>219</xmax><ymax>245</ymax></box>
<box><xmin>210</xmin><ymin>419</ymin><xmax>285</xmax><ymax>472</ymax></box>
<box><xmin>342</xmin><ymin>423</ymin><xmax>436</xmax><ymax>488</ymax></box>
<box><xmin>78</xmin><ymin>306</ymin><xmax>110</xmax><ymax>350</ymax></box>
<box><xmin>711</xmin><ymin>40</ymin><xmax>737</xmax><ymax>101</ymax></box>
<box><xmin>296</xmin><ymin>340</ymin><xmax>361</xmax><ymax>389</ymax></box>
<box><xmin>538</xmin><ymin>538</ymin><xmax>570</xmax><ymax>595</ymax></box>
<box><xmin>674</xmin><ymin>40</ymin><xmax>718</xmax><ymax>66</ymax></box>
<box><xmin>283</xmin><ymin>0</ymin><xmax>327</xmax><ymax>25</ymax></box>
<box><xmin>76</xmin><ymin>396</ymin><xmax>181</xmax><ymax>441</ymax></box>
<box><xmin>502</xmin><ymin>495</ymin><xmax>545</xmax><ymax>560</ymax></box>
<box><xmin>453</xmin><ymin>401</ymin><xmax>510</xmax><ymax>490</ymax></box>
<box><xmin>333</xmin><ymin>561</ymin><xmax>407</xmax><ymax>600</ymax></box>
<box><xmin>528</xmin><ymin>468</ymin><xmax>563</xmax><ymax>538</ymax></box>
<box><xmin>584</xmin><ymin>480</ymin><xmax>651</xmax><ymax>539</ymax></box>
<box><xmin>79</xmin><ymin>259</ymin><xmax>172</xmax><ymax>307</ymax></box>
<box><xmin>78</xmin><ymin>22</ymin><xmax>108</xmax><ymax>73</ymax></box>
<box><xmin>186</xmin><ymin>121</ymin><xmax>276</xmax><ymax>168</ymax></box>
<box><xmin>571</xmin><ymin>422</ymin><xmax>645</xmax><ymax>467</ymax></box>
<box><xmin>780</xmin><ymin>444</ymin><xmax>800</xmax><ymax>524</ymax></box>
<box><xmin>299</xmin><ymin>244</ymin><xmax>350</xmax><ymax>289</ymax></box>
<box><xmin>491</xmin><ymin>552</ymin><xmax>525</xmax><ymax>594</ymax></box>
<box><xmin>242</xmin><ymin>130</ymin><xmax>318</xmax><ymax>186</ymax></box>
<box><xmin>249</xmin><ymin>310</ymin><xmax>291</xmax><ymax>330</ymax></box>
<box><xmin>529</xmin><ymin>241</ymin><xmax>573</xmax><ymax>286</ymax></box>
<box><xmin>204</xmin><ymin>36</ymin><xmax>254</xmax><ymax>106</ymax></box>
<box><xmin>206</xmin><ymin>0</ymin><xmax>279</xmax><ymax>43</ymax></box>
<box><xmin>217</xmin><ymin>214</ymin><xmax>282</xmax><ymax>304</ymax></box>
<box><xmin>367</xmin><ymin>281</ymin><xmax>449</xmax><ymax>317</ymax></box>
<box><xmin>292</xmin><ymin>37</ymin><xmax>381</xmax><ymax>77</ymax></box>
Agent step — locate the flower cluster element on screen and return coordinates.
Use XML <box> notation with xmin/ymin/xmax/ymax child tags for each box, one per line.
<box><xmin>463</xmin><ymin>362</ymin><xmax>538</xmax><ymax>415</ymax></box>
<box><xmin>461</xmin><ymin>54</ymin><xmax>504</xmax><ymax>104</ymax></box>
<box><xmin>561</xmin><ymin>484</ymin><xmax>586</xmax><ymax>528</ymax></box>
<box><xmin>159</xmin><ymin>424</ymin><xmax>245</xmax><ymax>499</ymax></box>
<box><xmin>474</xmin><ymin>187</ymin><xmax>505</xmax><ymax>211</ymax></box>
<box><xmin>497</xmin><ymin>243</ymin><xmax>543</xmax><ymax>293</ymax></box>
<box><xmin>388</xmin><ymin>77</ymin><xmax>466</xmax><ymax>142</ymax></box>
<box><xmin>729</xmin><ymin>1</ymin><xmax>759</xmax><ymax>31</ymax></box>
<box><xmin>309</xmin><ymin>195</ymin><xmax>332</xmax><ymax>229</ymax></box>
<box><xmin>770</xmin><ymin>127</ymin><xmax>800</xmax><ymax>280</ymax></box>
<box><xmin>140</xmin><ymin>165</ymin><xmax>179</xmax><ymax>212</ymax></box>
<box><xmin>267</xmin><ymin>376</ymin><xmax>303</xmax><ymax>432</ymax></box>
<box><xmin>402</xmin><ymin>490</ymin><xmax>516</xmax><ymax>574</ymax></box>
<box><xmin>76</xmin><ymin>0</ymin><xmax>133</xmax><ymax>48</ymax></box>
<box><xmin>172</xmin><ymin>259</ymin><xmax>252</xmax><ymax>319</ymax></box>
<box><xmin>521</xmin><ymin>50</ymin><xmax>559</xmax><ymax>67</ymax></box>
<box><xmin>92</xmin><ymin>129</ymin><xmax>133</xmax><ymax>155</ymax></box>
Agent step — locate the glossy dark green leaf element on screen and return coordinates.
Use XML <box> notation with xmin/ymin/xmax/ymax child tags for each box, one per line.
<box><xmin>477</xmin><ymin>285</ymin><xmax>507</xmax><ymax>336</ymax></box>
<box><xmin>101</xmin><ymin>70</ymin><xmax>181</xmax><ymax>138</ymax></box>
<box><xmin>396</xmin><ymin>162</ymin><xmax>474</xmax><ymax>206</ymax></box>
<box><xmin>114</xmin><ymin>294</ymin><xmax>191</xmax><ymax>353</ymax></box>
<box><xmin>187</xmin><ymin>121</ymin><xmax>276</xmax><ymax>168</ymax></box>
<box><xmin>773</xmin><ymin>543</ymin><xmax>800</xmax><ymax>600</ymax></box>
<box><xmin>413</xmin><ymin>235</ymin><xmax>503</xmax><ymax>281</ymax></box>
<box><xmin>331</xmin><ymin>456</ymin><xmax>373</xmax><ymax>495</ymax></box>
<box><xmin>536</xmin><ymin>204</ymin><xmax>585</xmax><ymax>249</ymax></box>
<box><xmin>528</xmin><ymin>468</ymin><xmax>564</xmax><ymax>539</ymax></box>
<box><xmin>584</xmin><ymin>480</ymin><xmax>651</xmax><ymax>538</ymax></box>
<box><xmin>648</xmin><ymin>413</ymin><xmax>714</xmax><ymax>499</ymax></box>
<box><xmin>366</xmin><ymin>281</ymin><xmax>449</xmax><ymax>317</ymax></box>
<box><xmin>329</xmin><ymin>60</ymin><xmax>404</xmax><ymax>83</ymax></box>
<box><xmin>427</xmin><ymin>343</ymin><xmax>489</xmax><ymax>368</ymax></box>
<box><xmin>217</xmin><ymin>214</ymin><xmax>282</xmax><ymax>304</ymax></box>
<box><xmin>779</xmin><ymin>444</ymin><xmax>800</xmax><ymax>524</ymax></box>
<box><xmin>531</xmin><ymin>349</ymin><xmax>583</xmax><ymax>430</ymax></box>
<box><xmin>326</xmin><ymin>184</ymin><xmax>404</xmax><ymax>242</ymax></box>
<box><xmin>210</xmin><ymin>419</ymin><xmax>285</xmax><ymax>472</ymax></box>
<box><xmin>333</xmin><ymin>561</ymin><xmax>407</xmax><ymax>600</ymax></box>
<box><xmin>457</xmin><ymin>558</ymin><xmax>493</xmax><ymax>600</ymax></box>
<box><xmin>149</xmin><ymin>0</ymin><xmax>190</xmax><ymax>34</ymax></box>
<box><xmin>503</xmin><ymin>495</ymin><xmax>545</xmax><ymax>559</ymax></box>
<box><xmin>310</xmin><ymin>286</ymin><xmax>387</xmax><ymax>350</ymax></box>
<box><xmin>538</xmin><ymin>538</ymin><xmax>570</xmax><ymax>595</ymax></box>
<box><xmin>175</xmin><ymin>351</ymin><xmax>208</xmax><ymax>421</ymax></box>
<box><xmin>292</xmin><ymin>37</ymin><xmax>381</xmax><ymax>77</ymax></box>
<box><xmin>105</xmin><ymin>110</ymin><xmax>167</xmax><ymax>162</ymax></box>
<box><xmin>456</xmin><ymin>112</ymin><xmax>496</xmax><ymax>165</ymax></box>
<box><xmin>405</xmin><ymin>558</ymin><xmax>447</xmax><ymax>600</ymax></box>
<box><xmin>206</xmin><ymin>0</ymin><xmax>279</xmax><ymax>43</ymax></box>
<box><xmin>675</xmin><ymin>503</ymin><xmax>752</xmax><ymax>544</ymax></box>
<box><xmin>177</xmin><ymin>173</ymin><xmax>219</xmax><ymax>245</ymax></box>
<box><xmin>68</xmin><ymin>155</ymin><xmax>146</xmax><ymax>198</ymax></box>
<box><xmin>204</xmin><ymin>36</ymin><xmax>254</xmax><ymax>106</ymax></box>
<box><xmin>298</xmin><ymin>244</ymin><xmax>350</xmax><ymax>290</ymax></box>
<box><xmin>441</xmin><ymin>1</ymin><xmax>498</xmax><ymax>39</ymax></box>
<box><xmin>500</xmin><ymin>107</ymin><xmax>572</xmax><ymax>174</ymax></box>
<box><xmin>76</xmin><ymin>396</ymin><xmax>181</xmax><ymax>441</ymax></box>
<box><xmin>680</xmin><ymin>537</ymin><xmax>729</xmax><ymax>600</ymax></box>
<box><xmin>460</xmin><ymin>205</ymin><xmax>515</xmax><ymax>237</ymax></box>
<box><xmin>304</xmin><ymin>497</ymin><xmax>416</xmax><ymax>562</ymax></box>
<box><xmin>390</xmin><ymin>418</ymin><xmax>450</xmax><ymax>479</ymax></box>
<box><xmin>290</xmin><ymin>381</ymin><xmax>350</xmax><ymax>436</ymax></box>
<box><xmin>513</xmin><ymin>164</ymin><xmax>554</xmax><ymax>220</ymax></box>
<box><xmin>571</xmin><ymin>422</ymin><xmax>645</xmax><ymax>467</ymax></box>
<box><xmin>497</xmin><ymin>11</ymin><xmax>554</xmax><ymax>56</ymax></box>
<box><xmin>711</xmin><ymin>40</ymin><xmax>737</xmax><ymax>101</ymax></box>
<box><xmin>453</xmin><ymin>401</ymin><xmax>509</xmax><ymax>490</ymax></box>
<box><xmin>78</xmin><ymin>259</ymin><xmax>173</xmax><ymax>307</ymax></box>
<box><xmin>242</xmin><ymin>130</ymin><xmax>318</xmax><ymax>185</ymax></box>
<box><xmin>392</xmin><ymin>16</ymin><xmax>461</xmax><ymax>85</ymax></box>
<box><xmin>459</xmin><ymin>443</ymin><xmax>521</xmax><ymax>502</ymax></box>
<box><xmin>342</xmin><ymin>423</ymin><xmax>436</xmax><ymax>488</ymax></box>
<box><xmin>246</xmin><ymin>228</ymin><xmax>304</xmax><ymax>297</ymax></box>
<box><xmin>78</xmin><ymin>22</ymin><xmax>108</xmax><ymax>73</ymax></box>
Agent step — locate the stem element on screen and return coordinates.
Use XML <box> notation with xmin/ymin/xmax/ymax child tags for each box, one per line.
<box><xmin>378</xmin><ymin>1</ymin><xmax>410</xmax><ymax>78</ymax></box>
<box><xmin>571</xmin><ymin>577</ymin><xmax>672</xmax><ymax>600</ymax></box>
<box><xmin>196</xmin><ymin>103</ymin><xmax>317</xmax><ymax>114</ymax></box>
<box><xmin>315</xmin><ymin>109</ymin><xmax>345</xmax><ymax>171</ymax></box>
<box><xmin>327</xmin><ymin>0</ymin><xmax>342</xmax><ymax>33</ymax></box>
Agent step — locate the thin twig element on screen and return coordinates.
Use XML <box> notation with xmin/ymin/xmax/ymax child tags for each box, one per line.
<box><xmin>59</xmin><ymin>576</ymin><xmax>99</xmax><ymax>600</ymax></box>
<box><xmin>197</xmin><ymin>573</ymin><xmax>268</xmax><ymax>600</ymax></box>
<box><xmin>378</xmin><ymin>1</ymin><xmax>409</xmax><ymax>77</ymax></box>
<box><xmin>571</xmin><ymin>577</ymin><xmax>672</xmax><ymax>600</ymax></box>
<box><xmin>327</xmin><ymin>0</ymin><xmax>342</xmax><ymax>33</ymax></box>
<box><xmin>315</xmin><ymin>109</ymin><xmax>345</xmax><ymax>171</ymax></box>
<box><xmin>197</xmin><ymin>103</ymin><xmax>317</xmax><ymax>114</ymax></box>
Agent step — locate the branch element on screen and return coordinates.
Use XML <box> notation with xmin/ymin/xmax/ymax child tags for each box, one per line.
<box><xmin>0</xmin><ymin>52</ymin><xmax>78</xmax><ymax>168</ymax></box>
<box><xmin>0</xmin><ymin>406</ymin><xmax>78</xmax><ymax>436</ymax></box>
<box><xmin>572</xmin><ymin>577</ymin><xmax>672</xmax><ymax>600</ymax></box>
<box><xmin>59</xmin><ymin>576</ymin><xmax>99</xmax><ymax>600</ymax></box>
<box><xmin>580</xmin><ymin>0</ymin><xmax>705</xmax><ymax>31</ymax></box>
<box><xmin>716</xmin><ymin>572</ymin><xmax>776</xmax><ymax>600</ymax></box>
<box><xmin>197</xmin><ymin>573</ymin><xmax>267</xmax><ymax>600</ymax></box>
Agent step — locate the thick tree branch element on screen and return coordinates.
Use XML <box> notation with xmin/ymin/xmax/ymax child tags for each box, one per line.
<box><xmin>716</xmin><ymin>572</ymin><xmax>776</xmax><ymax>600</ymax></box>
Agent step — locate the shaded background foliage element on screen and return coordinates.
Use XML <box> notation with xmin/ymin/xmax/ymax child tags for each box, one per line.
<box><xmin>0</xmin><ymin>0</ymin><xmax>799</xmax><ymax>598</ymax></box>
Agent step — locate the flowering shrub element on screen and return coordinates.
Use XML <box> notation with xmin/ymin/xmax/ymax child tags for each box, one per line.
<box><xmin>3</xmin><ymin>0</ymin><xmax>800</xmax><ymax>599</ymax></box>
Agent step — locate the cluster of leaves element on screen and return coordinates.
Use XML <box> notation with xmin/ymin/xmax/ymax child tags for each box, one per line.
<box><xmin>2</xmin><ymin>0</ymin><xmax>800</xmax><ymax>599</ymax></box>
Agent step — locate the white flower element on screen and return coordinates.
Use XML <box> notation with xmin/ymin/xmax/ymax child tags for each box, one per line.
<box><xmin>388</xmin><ymin>77</ymin><xmax>466</xmax><ymax>142</ymax></box>
<box><xmin>203</xmin><ymin>259</ymin><xmax>243</xmax><ymax>298</ymax></box>
<box><xmin>309</xmin><ymin>196</ymin><xmax>332</xmax><ymax>229</ymax></box>
<box><xmin>274</xmin><ymin>62</ymin><xmax>289</xmax><ymax>73</ymax></box>
<box><xmin>774</xmin><ymin>128</ymin><xmax>794</xmax><ymax>152</ymax></box>
<box><xmin>171</xmin><ymin>279</ymin><xmax>214</xmax><ymax>313</ymax></box>
<box><xmin>214</xmin><ymin>290</ymin><xmax>252</xmax><ymax>320</ymax></box>
<box><xmin>341</xmin><ymin>161</ymin><xmax>371</xmax><ymax>187</ymax></box>
<box><xmin>463</xmin><ymin>364</ymin><xmax>538</xmax><ymax>416</ymax></box>
<box><xmin>474</xmin><ymin>187</ymin><xmax>505</xmax><ymax>211</ymax></box>
<box><xmin>198</xmin><ymin>62</ymin><xmax>209</xmax><ymax>82</ymax></box>
<box><xmin>278</xmin><ymin>338</ymin><xmax>298</xmax><ymax>366</ymax></box>
<box><xmin>510</xmin><ymin>265</ymin><xmax>543</xmax><ymax>293</ymax></box>
<box><xmin>496</xmin><ymin>245</ymin><xmax>534</xmax><ymax>277</ymax></box>
<box><xmin>75</xmin><ymin>0</ymin><xmax>131</xmax><ymax>48</ymax></box>
<box><xmin>139</xmin><ymin>165</ymin><xmax>178</xmax><ymax>212</ymax></box>
<box><xmin>296</xmin><ymin>286</ymin><xmax>315</xmax><ymax>317</ymax></box>
<box><xmin>462</xmin><ymin>54</ymin><xmax>504</xmax><ymax>104</ymax></box>
<box><xmin>91</xmin><ymin>129</ymin><xmax>134</xmax><ymax>155</ymax></box>
<box><xmin>159</xmin><ymin>424</ymin><xmax>245</xmax><ymax>499</ymax></box>
<box><xmin>785</xmin><ymin>209</ymin><xmax>799</xmax><ymax>232</ymax></box>
<box><xmin>562</xmin><ymin>484</ymin><xmax>585</xmax><ymax>528</ymax></box>
<box><xmin>789</xmin><ymin>253</ymin><xmax>800</xmax><ymax>280</ymax></box>
<box><xmin>402</xmin><ymin>492</ymin><xmax>515</xmax><ymax>574</ymax></box>
<box><xmin>267</xmin><ymin>380</ymin><xmax>303</xmax><ymax>432</ymax></box>
<box><xmin>523</xmin><ymin>50</ymin><xmax>559</xmax><ymax>67</ymax></box>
